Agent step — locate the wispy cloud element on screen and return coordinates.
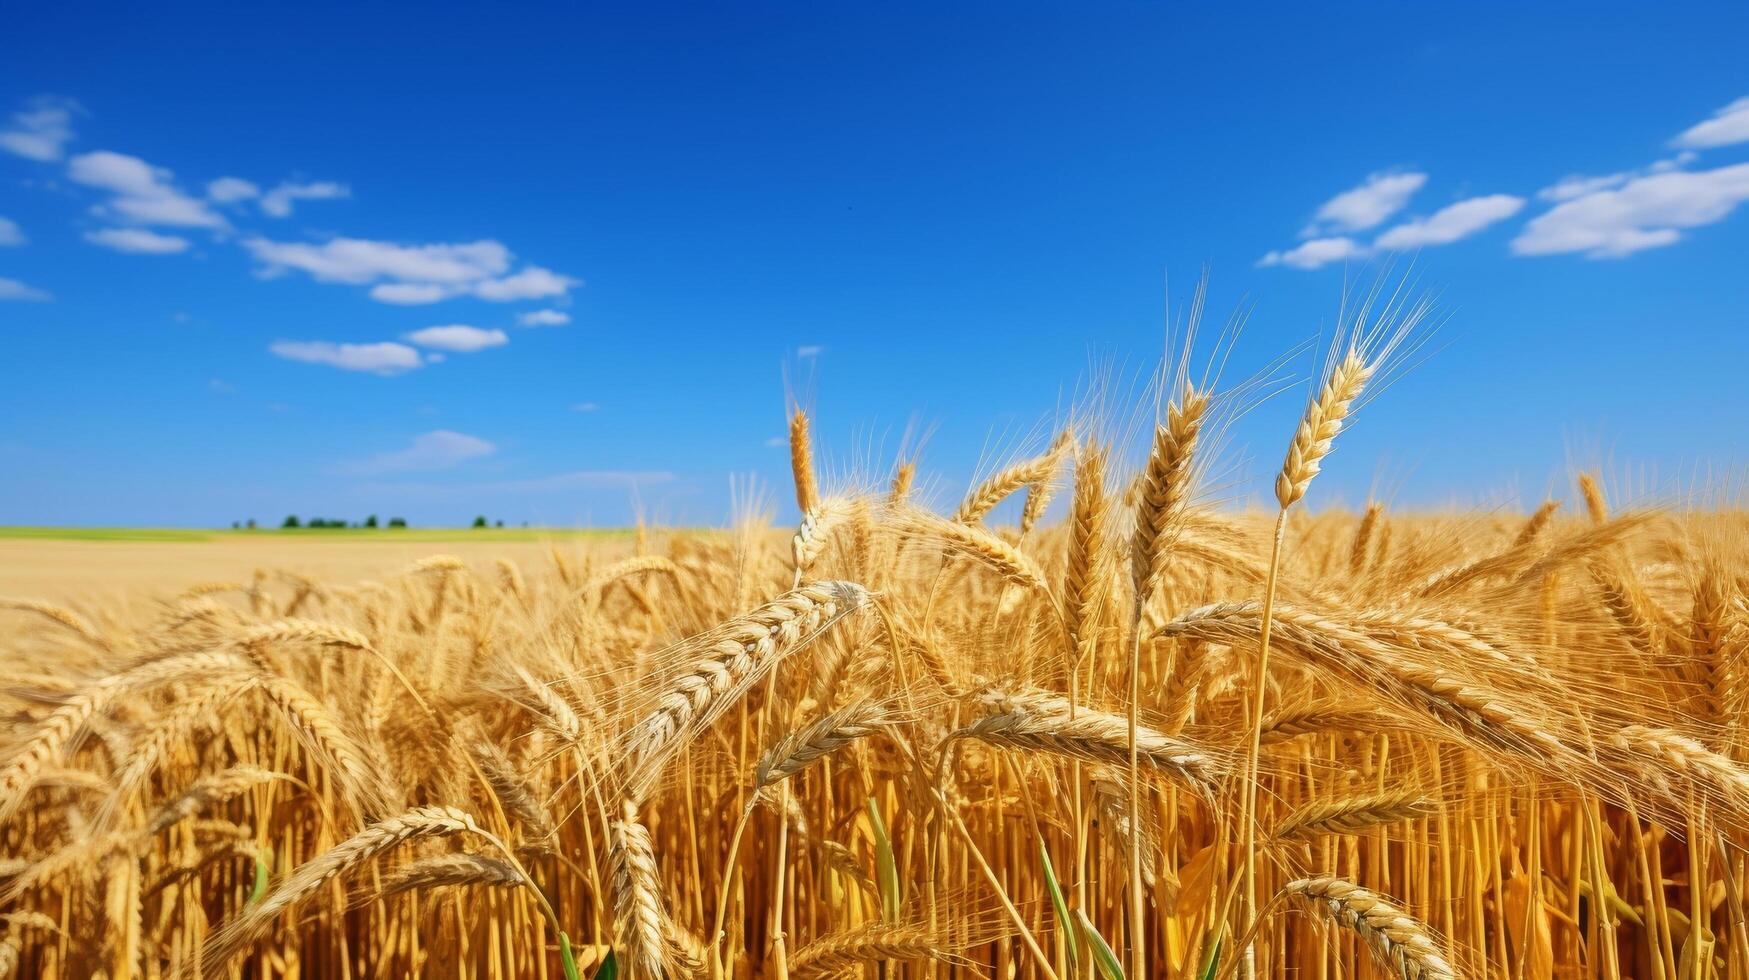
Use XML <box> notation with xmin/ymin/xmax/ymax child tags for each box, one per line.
<box><xmin>0</xmin><ymin>217</ymin><xmax>22</xmax><ymax>247</ymax></box>
<box><xmin>0</xmin><ymin>277</ymin><xmax>52</xmax><ymax>302</ymax></box>
<box><xmin>1537</xmin><ymin>153</ymin><xmax>1696</xmax><ymax>203</ymax></box>
<box><xmin>269</xmin><ymin>339</ymin><xmax>424</xmax><ymax>374</ymax></box>
<box><xmin>68</xmin><ymin>150</ymin><xmax>227</xmax><ymax>229</ymax></box>
<box><xmin>403</xmin><ymin>324</ymin><xmax>508</xmax><ymax>352</ymax></box>
<box><xmin>0</xmin><ymin>95</ymin><xmax>81</xmax><ymax>162</ymax></box>
<box><xmin>1257</xmin><ymin>236</ymin><xmax>1364</xmax><ymax>270</ymax></box>
<box><xmin>1673</xmin><ymin>95</ymin><xmax>1749</xmax><ymax>150</ymax></box>
<box><xmin>517</xmin><ymin>309</ymin><xmax>571</xmax><ymax>327</ymax></box>
<box><xmin>246</xmin><ymin>236</ymin><xmax>509</xmax><ymax>283</ymax></box>
<box><xmin>1374</xmin><ymin>194</ymin><xmax>1526</xmax><ymax>249</ymax></box>
<box><xmin>206</xmin><ymin>176</ymin><xmax>260</xmax><ymax>203</ymax></box>
<box><xmin>1513</xmin><ymin>162</ymin><xmax>1749</xmax><ymax>258</ymax></box>
<box><xmin>468</xmin><ymin>267</ymin><xmax>577</xmax><ymax>302</ymax></box>
<box><xmin>84</xmin><ymin>227</ymin><xmax>191</xmax><ymax>254</ymax></box>
<box><xmin>797</xmin><ymin>345</ymin><xmax>824</xmax><ymax>358</ymax></box>
<box><xmin>1262</xmin><ymin>170</ymin><xmax>1434</xmax><ymax>268</ymax></box>
<box><xmin>242</xmin><ymin>235</ymin><xmax>577</xmax><ymax>304</ymax></box>
<box><xmin>570</xmin><ymin>402</ymin><xmax>599</xmax><ymax>412</ymax></box>
<box><xmin>341</xmin><ymin>430</ymin><xmax>498</xmax><ymax>475</ymax></box>
<box><xmin>260</xmin><ymin>180</ymin><xmax>350</xmax><ymax>218</ymax></box>
<box><xmin>1303</xmin><ymin>171</ymin><xmax>1427</xmax><ymax>235</ymax></box>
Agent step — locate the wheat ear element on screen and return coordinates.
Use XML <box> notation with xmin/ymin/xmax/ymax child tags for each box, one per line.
<box><xmin>1132</xmin><ymin>385</ymin><xmax>1211</xmax><ymax>603</ymax></box>
<box><xmin>1276</xmin><ymin>349</ymin><xmax>1373</xmax><ymax>508</ymax></box>
<box><xmin>755</xmin><ymin>699</ymin><xmax>888</xmax><ymax>787</ymax></box>
<box><xmin>1282</xmin><ymin>876</ymin><xmax>1458</xmax><ymax>980</ymax></box>
<box><xmin>610</xmin><ymin>801</ymin><xmax>686</xmax><ymax>980</ymax></box>
<box><xmin>623</xmin><ymin>581</ymin><xmax>869</xmax><ymax>801</ymax></box>
<box><xmin>0</xmin><ymin>651</ymin><xmax>253</xmax><ymax>826</ymax></box>
<box><xmin>949</xmin><ymin>687</ymin><xmax>1223</xmax><ymax>797</ymax></box>
<box><xmin>380</xmin><ymin>852</ymin><xmax>525</xmax><ymax>897</ymax></box>
<box><xmin>790</xmin><ymin>408</ymin><xmax>820</xmax><ymax>515</ymax></box>
<box><xmin>1</xmin><ymin>597</ymin><xmax>109</xmax><ymax>648</ymax></box>
<box><xmin>1272</xmin><ymin>791</ymin><xmax>1434</xmax><ymax>840</ymax></box>
<box><xmin>203</xmin><ymin>805</ymin><xmax>498</xmax><ymax>977</ymax></box>
<box><xmin>953</xmin><ymin>437</ymin><xmax>1069</xmax><ymax>525</ymax></box>
<box><xmin>791</xmin><ymin>921</ymin><xmax>971</xmax><ymax>978</ymax></box>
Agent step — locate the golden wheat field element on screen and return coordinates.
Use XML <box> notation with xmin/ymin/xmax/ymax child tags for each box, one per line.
<box><xmin>4</xmin><ymin>330</ymin><xmax>1748</xmax><ymax>980</ymax></box>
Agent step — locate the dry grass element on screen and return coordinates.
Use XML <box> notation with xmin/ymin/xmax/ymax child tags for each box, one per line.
<box><xmin>3</xmin><ymin>343</ymin><xmax>1749</xmax><ymax>980</ymax></box>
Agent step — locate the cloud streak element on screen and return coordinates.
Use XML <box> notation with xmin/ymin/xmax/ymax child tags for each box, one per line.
<box><xmin>1257</xmin><ymin>236</ymin><xmax>1364</xmax><ymax>270</ymax></box>
<box><xmin>68</xmin><ymin>150</ymin><xmax>227</xmax><ymax>229</ymax></box>
<box><xmin>517</xmin><ymin>309</ymin><xmax>571</xmax><ymax>327</ymax></box>
<box><xmin>403</xmin><ymin>324</ymin><xmax>509</xmax><ymax>352</ymax></box>
<box><xmin>260</xmin><ymin>180</ymin><xmax>350</xmax><ymax>217</ymax></box>
<box><xmin>0</xmin><ymin>277</ymin><xmax>51</xmax><ymax>302</ymax></box>
<box><xmin>340</xmin><ymin>430</ymin><xmax>498</xmax><ymax>475</ymax></box>
<box><xmin>269</xmin><ymin>340</ymin><xmax>424</xmax><ymax>374</ymax></box>
<box><xmin>0</xmin><ymin>96</ymin><xmax>80</xmax><ymax>161</ymax></box>
<box><xmin>1513</xmin><ymin>162</ymin><xmax>1749</xmax><ymax>258</ymax></box>
<box><xmin>1674</xmin><ymin>95</ymin><xmax>1749</xmax><ymax>150</ymax></box>
<box><xmin>85</xmin><ymin>227</ymin><xmax>191</xmax><ymax>254</ymax></box>
<box><xmin>1374</xmin><ymin>194</ymin><xmax>1526</xmax><ymax>249</ymax></box>
<box><xmin>1304</xmin><ymin>171</ymin><xmax>1427</xmax><ymax>235</ymax></box>
<box><xmin>243</xmin><ymin>235</ymin><xmax>578</xmax><ymax>304</ymax></box>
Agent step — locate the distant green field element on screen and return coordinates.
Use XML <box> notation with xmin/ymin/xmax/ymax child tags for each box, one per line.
<box><xmin>0</xmin><ymin>526</ymin><xmax>639</xmax><ymax>543</ymax></box>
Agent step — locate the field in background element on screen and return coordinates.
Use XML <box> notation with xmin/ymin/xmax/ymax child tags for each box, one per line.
<box><xmin>0</xmin><ymin>530</ymin><xmax>637</xmax><ymax>603</ymax></box>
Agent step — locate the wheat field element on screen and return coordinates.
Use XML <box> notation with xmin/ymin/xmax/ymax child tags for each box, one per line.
<box><xmin>4</xmin><ymin>326</ymin><xmax>1748</xmax><ymax>979</ymax></box>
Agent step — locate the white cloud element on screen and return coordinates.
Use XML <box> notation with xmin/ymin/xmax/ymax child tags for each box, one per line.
<box><xmin>260</xmin><ymin>180</ymin><xmax>350</xmax><ymax>218</ymax></box>
<box><xmin>518</xmin><ymin>309</ymin><xmax>571</xmax><ymax>327</ymax></box>
<box><xmin>1512</xmin><ymin>162</ymin><xmax>1749</xmax><ymax>258</ymax></box>
<box><xmin>1305</xmin><ymin>171</ymin><xmax>1427</xmax><ymax>234</ymax></box>
<box><xmin>1650</xmin><ymin>152</ymin><xmax>1699</xmax><ymax>173</ymax></box>
<box><xmin>67</xmin><ymin>151</ymin><xmax>226</xmax><ymax>228</ymax></box>
<box><xmin>0</xmin><ymin>217</ymin><xmax>22</xmax><ymax>246</ymax></box>
<box><xmin>797</xmin><ymin>345</ymin><xmax>824</xmax><ymax>358</ymax></box>
<box><xmin>370</xmin><ymin>282</ymin><xmax>453</xmax><ymax>304</ymax></box>
<box><xmin>244</xmin><ymin>236</ymin><xmax>510</xmax><ymax>284</ymax></box>
<box><xmin>269</xmin><ymin>339</ymin><xmax>424</xmax><ymax>374</ymax></box>
<box><xmin>765</xmin><ymin>436</ymin><xmax>788</xmax><ymax>448</ymax></box>
<box><xmin>571</xmin><ymin>402</ymin><xmax>599</xmax><ymax>412</ymax></box>
<box><xmin>1373</xmin><ymin>194</ymin><xmax>1525</xmax><ymax>249</ymax></box>
<box><xmin>207</xmin><ymin>176</ymin><xmax>260</xmax><ymax>203</ymax></box>
<box><xmin>1674</xmin><ymin>96</ymin><xmax>1749</xmax><ymax>150</ymax></box>
<box><xmin>404</xmin><ymin>324</ymin><xmax>509</xmax><ymax>352</ymax></box>
<box><xmin>1539</xmin><ymin>154</ymin><xmax>1699</xmax><ymax>203</ymax></box>
<box><xmin>472</xmin><ymin>266</ymin><xmax>579</xmax><ymax>301</ymax></box>
<box><xmin>84</xmin><ymin>227</ymin><xmax>191</xmax><ymax>255</ymax></box>
<box><xmin>343</xmin><ymin>430</ymin><xmax>497</xmax><ymax>475</ymax></box>
<box><xmin>0</xmin><ymin>277</ymin><xmax>52</xmax><ymax>302</ymax></box>
<box><xmin>0</xmin><ymin>96</ymin><xmax>80</xmax><ymax>161</ymax></box>
<box><xmin>1539</xmin><ymin>172</ymin><xmax>1630</xmax><ymax>203</ymax></box>
<box><xmin>1257</xmin><ymin>236</ymin><xmax>1364</xmax><ymax>270</ymax></box>
<box><xmin>242</xmin><ymin>236</ymin><xmax>576</xmax><ymax>304</ymax></box>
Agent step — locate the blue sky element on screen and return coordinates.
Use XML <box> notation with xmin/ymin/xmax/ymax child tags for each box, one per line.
<box><xmin>3</xmin><ymin>2</ymin><xmax>1747</xmax><ymax>526</ymax></box>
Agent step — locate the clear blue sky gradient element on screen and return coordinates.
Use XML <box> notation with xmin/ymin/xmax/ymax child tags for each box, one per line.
<box><xmin>3</xmin><ymin>2</ymin><xmax>1746</xmax><ymax>526</ymax></box>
